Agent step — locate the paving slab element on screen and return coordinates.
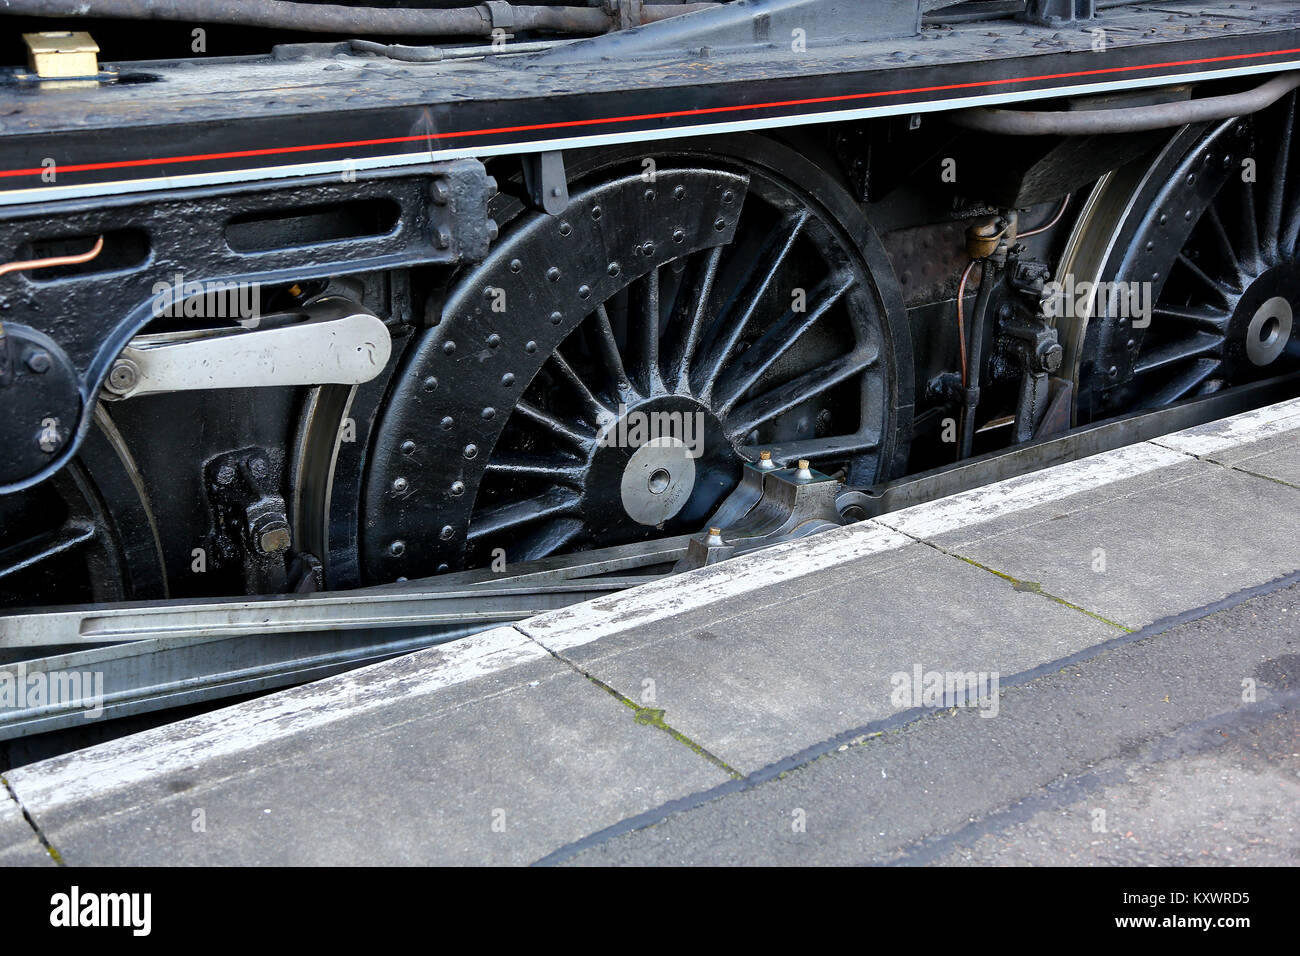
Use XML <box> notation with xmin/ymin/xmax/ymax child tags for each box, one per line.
<box><xmin>1154</xmin><ymin>396</ymin><xmax>1300</xmax><ymax>487</ymax></box>
<box><xmin>545</xmin><ymin>543</ymin><xmax>1119</xmax><ymax>775</ymax></box>
<box><xmin>0</xmin><ymin>783</ymin><xmax>51</xmax><ymax>866</ymax></box>
<box><xmin>918</xmin><ymin>458</ymin><xmax>1300</xmax><ymax>630</ymax></box>
<box><xmin>557</xmin><ymin>578</ymin><xmax>1300</xmax><ymax>866</ymax></box>
<box><xmin>5</xmin><ymin>627</ymin><xmax>729</xmax><ymax>865</ymax></box>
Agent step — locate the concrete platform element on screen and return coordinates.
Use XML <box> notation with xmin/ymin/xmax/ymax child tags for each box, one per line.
<box><xmin>4</xmin><ymin>398</ymin><xmax>1300</xmax><ymax>866</ymax></box>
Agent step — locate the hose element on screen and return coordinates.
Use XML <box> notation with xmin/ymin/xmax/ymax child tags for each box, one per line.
<box><xmin>945</xmin><ymin>71</ymin><xmax>1300</xmax><ymax>136</ymax></box>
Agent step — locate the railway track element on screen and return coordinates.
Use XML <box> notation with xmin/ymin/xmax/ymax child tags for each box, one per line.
<box><xmin>3</xmin><ymin>371</ymin><xmax>1296</xmax><ymax>741</ymax></box>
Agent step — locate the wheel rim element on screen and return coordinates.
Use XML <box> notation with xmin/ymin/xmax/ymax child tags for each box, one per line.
<box><xmin>352</xmin><ymin>140</ymin><xmax>912</xmax><ymax>581</ymax></box>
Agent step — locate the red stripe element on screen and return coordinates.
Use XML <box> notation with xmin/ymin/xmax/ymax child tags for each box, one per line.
<box><xmin>3</xmin><ymin>45</ymin><xmax>1299</xmax><ymax>182</ymax></box>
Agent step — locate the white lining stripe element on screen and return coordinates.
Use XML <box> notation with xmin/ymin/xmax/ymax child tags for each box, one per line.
<box><xmin>2</xmin><ymin>59</ymin><xmax>1296</xmax><ymax>207</ymax></box>
<box><xmin>876</xmin><ymin>442</ymin><xmax>1188</xmax><ymax>540</ymax></box>
<box><xmin>1151</xmin><ymin>396</ymin><xmax>1300</xmax><ymax>456</ymax></box>
<box><xmin>518</xmin><ymin>521</ymin><xmax>914</xmax><ymax>652</ymax></box>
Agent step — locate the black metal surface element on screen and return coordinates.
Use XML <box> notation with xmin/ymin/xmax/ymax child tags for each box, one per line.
<box><xmin>0</xmin><ymin>159</ymin><xmax>494</xmax><ymax>493</ymax></box>
<box><xmin>0</xmin><ymin>4</ymin><xmax>1295</xmax><ymax>200</ymax></box>
<box><xmin>0</xmin><ymin>323</ymin><xmax>80</xmax><ymax>487</ymax></box>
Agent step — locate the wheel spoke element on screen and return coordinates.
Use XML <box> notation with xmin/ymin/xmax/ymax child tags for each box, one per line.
<box><xmin>1263</xmin><ymin>94</ymin><xmax>1294</xmax><ymax>265</ymax></box>
<box><xmin>591</xmin><ymin>302</ymin><xmax>632</xmax><ymax>396</ymax></box>
<box><xmin>1239</xmin><ymin>176</ymin><xmax>1263</xmax><ymax>271</ymax></box>
<box><xmin>1141</xmin><ymin>357</ymin><xmax>1221</xmax><ymax>407</ymax></box>
<box><xmin>468</xmin><ymin>488</ymin><xmax>582</xmax><ymax>542</ymax></box>
<box><xmin>0</xmin><ymin>523</ymin><xmax>96</xmax><ymax>581</ymax></box>
<box><xmin>550</xmin><ymin>348</ymin><xmax>615</xmax><ymax>425</ymax></box>
<box><xmin>668</xmin><ymin>245</ymin><xmax>725</xmax><ymax>392</ymax></box>
<box><xmin>514</xmin><ymin>400</ymin><xmax>593</xmax><ymax>449</ymax></box>
<box><xmin>1200</xmin><ymin>203</ymin><xmax>1244</xmax><ymax>291</ymax></box>
<box><xmin>623</xmin><ymin>267</ymin><xmax>665</xmax><ymax>395</ymax></box>
<box><xmin>725</xmin><ymin>349</ymin><xmax>874</xmax><ymax>440</ymax></box>
<box><xmin>1132</xmin><ymin>331</ymin><xmax>1222</xmax><ymax>376</ymax></box>
<box><xmin>512</xmin><ymin>518</ymin><xmax>586</xmax><ymax>562</ymax></box>
<box><xmin>1175</xmin><ymin>252</ymin><xmax>1235</xmax><ymax>306</ymax></box>
<box><xmin>695</xmin><ymin>211</ymin><xmax>808</xmax><ymax>398</ymax></box>
<box><xmin>713</xmin><ymin>272</ymin><xmax>857</xmax><ymax>415</ymax></box>
<box><xmin>485</xmin><ymin>453</ymin><xmax>585</xmax><ymax>485</ymax></box>
<box><xmin>1151</xmin><ymin>303</ymin><xmax>1231</xmax><ymax>334</ymax></box>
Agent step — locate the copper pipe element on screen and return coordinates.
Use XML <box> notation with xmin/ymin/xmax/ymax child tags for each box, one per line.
<box><xmin>0</xmin><ymin>236</ymin><xmax>105</xmax><ymax>279</ymax></box>
<box><xmin>956</xmin><ymin>258</ymin><xmax>975</xmax><ymax>387</ymax></box>
<box><xmin>1019</xmin><ymin>193</ymin><xmax>1071</xmax><ymax>239</ymax></box>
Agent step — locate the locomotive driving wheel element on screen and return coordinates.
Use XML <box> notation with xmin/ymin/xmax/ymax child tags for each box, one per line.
<box><xmin>307</xmin><ymin>137</ymin><xmax>914</xmax><ymax>585</ymax></box>
<box><xmin>1061</xmin><ymin>93</ymin><xmax>1300</xmax><ymax>423</ymax></box>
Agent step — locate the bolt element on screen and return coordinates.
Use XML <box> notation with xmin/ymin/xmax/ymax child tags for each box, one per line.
<box><xmin>464</xmin><ymin>443</ymin><xmax>478</xmax><ymax>459</ymax></box>
<box><xmin>389</xmin><ymin>539</ymin><xmax>406</xmax><ymax>556</ymax></box>
<box><xmin>391</xmin><ymin>476</ymin><xmax>409</xmax><ymax>493</ymax></box>
<box><xmin>106</xmin><ymin>360</ymin><xmax>139</xmax><ymax>394</ymax></box>
<box><xmin>440</xmin><ymin>525</ymin><xmax>455</xmax><ymax>541</ymax></box>
<box><xmin>258</xmin><ymin>527</ymin><xmax>292</xmax><ymax>555</ymax></box>
<box><xmin>436</xmin><ymin>228</ymin><xmax>452</xmax><ymax>250</ymax></box>
<box><xmin>450</xmin><ymin>481</ymin><xmax>465</xmax><ymax>496</ymax></box>
<box><xmin>796</xmin><ymin>459</ymin><xmax>814</xmax><ymax>481</ymax></box>
<box><xmin>401</xmin><ymin>440</ymin><xmax>417</xmax><ymax>455</ymax></box>
<box><xmin>1039</xmin><ymin>342</ymin><xmax>1064</xmax><ymax>373</ymax></box>
<box><xmin>25</xmin><ymin>350</ymin><xmax>51</xmax><ymax>374</ymax></box>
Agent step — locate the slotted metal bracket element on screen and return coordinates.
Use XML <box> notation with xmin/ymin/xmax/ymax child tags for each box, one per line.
<box><xmin>522</xmin><ymin>150</ymin><xmax>570</xmax><ymax>216</ymax></box>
